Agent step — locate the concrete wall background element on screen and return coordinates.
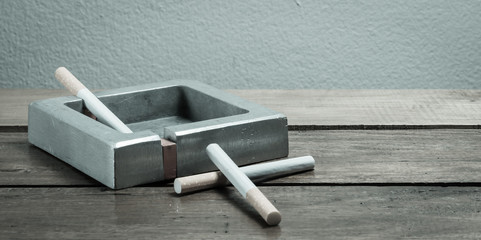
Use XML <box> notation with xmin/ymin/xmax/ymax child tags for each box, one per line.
<box><xmin>1</xmin><ymin>0</ymin><xmax>480</xmax><ymax>89</ymax></box>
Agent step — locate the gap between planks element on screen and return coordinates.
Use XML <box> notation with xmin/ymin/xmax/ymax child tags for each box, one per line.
<box><xmin>3</xmin><ymin>124</ymin><xmax>481</xmax><ymax>133</ymax></box>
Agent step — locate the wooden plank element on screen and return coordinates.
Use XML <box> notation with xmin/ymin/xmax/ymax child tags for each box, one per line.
<box><xmin>283</xmin><ymin>129</ymin><xmax>481</xmax><ymax>184</ymax></box>
<box><xmin>2</xmin><ymin>89</ymin><xmax>481</xmax><ymax>127</ymax></box>
<box><xmin>2</xmin><ymin>130</ymin><xmax>481</xmax><ymax>186</ymax></box>
<box><xmin>0</xmin><ymin>89</ymin><xmax>70</xmax><ymax>128</ymax></box>
<box><xmin>230</xmin><ymin>89</ymin><xmax>481</xmax><ymax>128</ymax></box>
<box><xmin>1</xmin><ymin>186</ymin><xmax>480</xmax><ymax>239</ymax></box>
<box><xmin>0</xmin><ymin>132</ymin><xmax>98</xmax><ymax>186</ymax></box>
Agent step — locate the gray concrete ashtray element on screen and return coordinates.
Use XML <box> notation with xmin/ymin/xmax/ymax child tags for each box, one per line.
<box><xmin>28</xmin><ymin>80</ymin><xmax>288</xmax><ymax>189</ymax></box>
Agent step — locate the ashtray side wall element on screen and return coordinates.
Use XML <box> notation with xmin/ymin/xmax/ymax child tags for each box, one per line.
<box><xmin>28</xmin><ymin>98</ymin><xmax>164</xmax><ymax>189</ymax></box>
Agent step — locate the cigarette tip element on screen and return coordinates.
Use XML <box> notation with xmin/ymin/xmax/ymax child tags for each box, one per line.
<box><xmin>266</xmin><ymin>211</ymin><xmax>282</xmax><ymax>226</ymax></box>
<box><xmin>173</xmin><ymin>178</ymin><xmax>182</xmax><ymax>194</ymax></box>
<box><xmin>55</xmin><ymin>66</ymin><xmax>67</xmax><ymax>76</ymax></box>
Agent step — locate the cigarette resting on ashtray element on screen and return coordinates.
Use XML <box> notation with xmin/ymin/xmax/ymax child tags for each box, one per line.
<box><xmin>174</xmin><ymin>156</ymin><xmax>315</xmax><ymax>194</ymax></box>
<box><xmin>54</xmin><ymin>67</ymin><xmax>133</xmax><ymax>133</ymax></box>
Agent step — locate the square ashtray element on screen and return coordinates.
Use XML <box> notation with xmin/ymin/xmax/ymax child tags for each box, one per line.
<box><xmin>28</xmin><ymin>80</ymin><xmax>288</xmax><ymax>189</ymax></box>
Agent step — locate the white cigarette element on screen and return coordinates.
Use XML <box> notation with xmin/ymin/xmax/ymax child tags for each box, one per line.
<box><xmin>174</xmin><ymin>156</ymin><xmax>314</xmax><ymax>194</ymax></box>
<box><xmin>206</xmin><ymin>143</ymin><xmax>282</xmax><ymax>226</ymax></box>
<box><xmin>54</xmin><ymin>67</ymin><xmax>133</xmax><ymax>133</ymax></box>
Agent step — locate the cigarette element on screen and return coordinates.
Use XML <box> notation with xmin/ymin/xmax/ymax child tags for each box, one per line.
<box><xmin>174</xmin><ymin>156</ymin><xmax>314</xmax><ymax>194</ymax></box>
<box><xmin>206</xmin><ymin>143</ymin><xmax>282</xmax><ymax>226</ymax></box>
<box><xmin>54</xmin><ymin>67</ymin><xmax>133</xmax><ymax>133</ymax></box>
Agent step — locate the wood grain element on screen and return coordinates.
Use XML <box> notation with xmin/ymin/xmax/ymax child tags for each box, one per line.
<box><xmin>0</xmin><ymin>132</ymin><xmax>97</xmax><ymax>186</ymax></box>
<box><xmin>1</xmin><ymin>186</ymin><xmax>480</xmax><ymax>239</ymax></box>
<box><xmin>284</xmin><ymin>129</ymin><xmax>481</xmax><ymax>184</ymax></box>
<box><xmin>0</xmin><ymin>89</ymin><xmax>70</xmax><ymax>128</ymax></box>
<box><xmin>230</xmin><ymin>89</ymin><xmax>481</xmax><ymax>128</ymax></box>
<box><xmin>2</xmin><ymin>89</ymin><xmax>481</xmax><ymax>128</ymax></box>
<box><xmin>2</xmin><ymin>130</ymin><xmax>481</xmax><ymax>186</ymax></box>
<box><xmin>3</xmin><ymin>89</ymin><xmax>481</xmax><ymax>239</ymax></box>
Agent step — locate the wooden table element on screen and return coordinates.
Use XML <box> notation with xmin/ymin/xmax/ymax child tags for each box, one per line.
<box><xmin>1</xmin><ymin>89</ymin><xmax>481</xmax><ymax>239</ymax></box>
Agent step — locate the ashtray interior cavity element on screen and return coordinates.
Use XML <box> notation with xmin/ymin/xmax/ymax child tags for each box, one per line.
<box><xmin>65</xmin><ymin>86</ymin><xmax>249</xmax><ymax>137</ymax></box>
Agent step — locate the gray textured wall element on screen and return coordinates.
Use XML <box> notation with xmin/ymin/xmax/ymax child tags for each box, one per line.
<box><xmin>1</xmin><ymin>0</ymin><xmax>480</xmax><ymax>89</ymax></box>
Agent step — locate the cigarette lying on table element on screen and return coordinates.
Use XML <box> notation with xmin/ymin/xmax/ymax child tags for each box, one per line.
<box><xmin>54</xmin><ymin>67</ymin><xmax>133</xmax><ymax>133</ymax></box>
<box><xmin>174</xmin><ymin>156</ymin><xmax>314</xmax><ymax>194</ymax></box>
<box><xmin>206</xmin><ymin>143</ymin><xmax>282</xmax><ymax>226</ymax></box>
